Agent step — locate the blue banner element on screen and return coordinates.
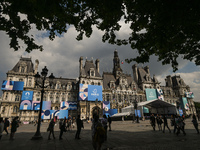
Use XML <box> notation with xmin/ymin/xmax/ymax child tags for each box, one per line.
<box><xmin>60</xmin><ymin>101</ymin><xmax>77</xmax><ymax>110</ymax></box>
<box><xmin>103</xmin><ymin>109</ymin><xmax>118</xmax><ymax>117</ymax></box>
<box><xmin>41</xmin><ymin>110</ymin><xmax>68</xmax><ymax>120</ymax></box>
<box><xmin>103</xmin><ymin>101</ymin><xmax>110</xmax><ymax>111</ymax></box>
<box><xmin>135</xmin><ymin>110</ymin><xmax>141</xmax><ymax>117</ymax></box>
<box><xmin>21</xmin><ymin>91</ymin><xmax>33</xmax><ymax>100</ymax></box>
<box><xmin>1</xmin><ymin>80</ymin><xmax>14</xmax><ymax>90</ymax></box>
<box><xmin>13</xmin><ymin>81</ymin><xmax>24</xmax><ymax>91</ymax></box>
<box><xmin>32</xmin><ymin>101</ymin><xmax>51</xmax><ymax>110</ymax></box>
<box><xmin>79</xmin><ymin>84</ymin><xmax>102</xmax><ymax>101</ymax></box>
<box><xmin>1</xmin><ymin>80</ymin><xmax>24</xmax><ymax>91</ymax></box>
<box><xmin>88</xmin><ymin>85</ymin><xmax>102</xmax><ymax>101</ymax></box>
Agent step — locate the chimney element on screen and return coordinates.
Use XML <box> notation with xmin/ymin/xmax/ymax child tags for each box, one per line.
<box><xmin>132</xmin><ymin>64</ymin><xmax>138</xmax><ymax>83</ymax></box>
<box><xmin>144</xmin><ymin>66</ymin><xmax>150</xmax><ymax>74</ymax></box>
<box><xmin>34</xmin><ymin>59</ymin><xmax>39</xmax><ymax>74</ymax></box>
<box><xmin>79</xmin><ymin>56</ymin><xmax>83</xmax><ymax>75</ymax></box>
<box><xmin>95</xmin><ymin>59</ymin><xmax>99</xmax><ymax>73</ymax></box>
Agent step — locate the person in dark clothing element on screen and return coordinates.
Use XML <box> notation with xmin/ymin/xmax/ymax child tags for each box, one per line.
<box><xmin>163</xmin><ymin>115</ymin><xmax>171</xmax><ymax>133</ymax></box>
<box><xmin>75</xmin><ymin>115</ymin><xmax>83</xmax><ymax>139</ymax></box>
<box><xmin>48</xmin><ymin>119</ymin><xmax>55</xmax><ymax>140</ymax></box>
<box><xmin>171</xmin><ymin>115</ymin><xmax>177</xmax><ymax>134</ymax></box>
<box><xmin>176</xmin><ymin>116</ymin><xmax>186</xmax><ymax>136</ymax></box>
<box><xmin>10</xmin><ymin>116</ymin><xmax>19</xmax><ymax>140</ymax></box>
<box><xmin>4</xmin><ymin>118</ymin><xmax>9</xmax><ymax>134</ymax></box>
<box><xmin>59</xmin><ymin>118</ymin><xmax>66</xmax><ymax>140</ymax></box>
<box><xmin>0</xmin><ymin>117</ymin><xmax>4</xmax><ymax>140</ymax></box>
<box><xmin>192</xmin><ymin>115</ymin><xmax>199</xmax><ymax>134</ymax></box>
<box><xmin>156</xmin><ymin>114</ymin><xmax>162</xmax><ymax>131</ymax></box>
<box><xmin>108</xmin><ymin>115</ymin><xmax>112</xmax><ymax>131</ymax></box>
<box><xmin>150</xmin><ymin>114</ymin><xmax>156</xmax><ymax>131</ymax></box>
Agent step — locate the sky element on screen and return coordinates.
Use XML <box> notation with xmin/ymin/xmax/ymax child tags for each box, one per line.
<box><xmin>0</xmin><ymin>20</ymin><xmax>200</xmax><ymax>102</ymax></box>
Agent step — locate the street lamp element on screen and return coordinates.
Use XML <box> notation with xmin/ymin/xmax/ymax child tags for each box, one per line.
<box><xmin>133</xmin><ymin>88</ymin><xmax>139</xmax><ymax>123</ymax></box>
<box><xmin>32</xmin><ymin>66</ymin><xmax>55</xmax><ymax>140</ymax></box>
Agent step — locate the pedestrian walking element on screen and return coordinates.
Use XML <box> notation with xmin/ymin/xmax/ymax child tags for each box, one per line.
<box><xmin>108</xmin><ymin>115</ymin><xmax>112</xmax><ymax>131</ymax></box>
<box><xmin>10</xmin><ymin>116</ymin><xmax>19</xmax><ymax>140</ymax></box>
<box><xmin>75</xmin><ymin>115</ymin><xmax>83</xmax><ymax>139</ymax></box>
<box><xmin>47</xmin><ymin>119</ymin><xmax>55</xmax><ymax>140</ymax></box>
<box><xmin>192</xmin><ymin>115</ymin><xmax>199</xmax><ymax>134</ymax></box>
<box><xmin>4</xmin><ymin>118</ymin><xmax>9</xmax><ymax>134</ymax></box>
<box><xmin>176</xmin><ymin>116</ymin><xmax>186</xmax><ymax>136</ymax></box>
<box><xmin>171</xmin><ymin>115</ymin><xmax>177</xmax><ymax>134</ymax></box>
<box><xmin>163</xmin><ymin>115</ymin><xmax>171</xmax><ymax>133</ymax></box>
<box><xmin>101</xmin><ymin>115</ymin><xmax>108</xmax><ymax>141</ymax></box>
<box><xmin>150</xmin><ymin>114</ymin><xmax>156</xmax><ymax>131</ymax></box>
<box><xmin>67</xmin><ymin>115</ymin><xmax>72</xmax><ymax>131</ymax></box>
<box><xmin>0</xmin><ymin>117</ymin><xmax>4</xmax><ymax>140</ymax></box>
<box><xmin>92</xmin><ymin>115</ymin><xmax>105</xmax><ymax>150</ymax></box>
<box><xmin>59</xmin><ymin>118</ymin><xmax>67</xmax><ymax>140</ymax></box>
<box><xmin>156</xmin><ymin>114</ymin><xmax>162</xmax><ymax>131</ymax></box>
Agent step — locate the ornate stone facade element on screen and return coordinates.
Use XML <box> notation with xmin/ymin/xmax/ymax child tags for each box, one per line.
<box><xmin>0</xmin><ymin>51</ymin><xmax>196</xmax><ymax>121</ymax></box>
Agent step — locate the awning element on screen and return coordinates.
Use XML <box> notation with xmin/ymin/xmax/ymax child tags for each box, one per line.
<box><xmin>111</xmin><ymin>112</ymin><xmax>132</xmax><ymax>117</ymax></box>
<box><xmin>138</xmin><ymin>99</ymin><xmax>176</xmax><ymax>108</ymax></box>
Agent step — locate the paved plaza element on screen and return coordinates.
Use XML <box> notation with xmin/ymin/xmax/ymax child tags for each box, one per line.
<box><xmin>0</xmin><ymin>118</ymin><xmax>200</xmax><ymax>150</ymax></box>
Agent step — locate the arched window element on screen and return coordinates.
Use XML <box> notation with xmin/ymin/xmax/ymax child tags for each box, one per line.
<box><xmin>55</xmin><ymin>106</ymin><xmax>58</xmax><ymax>110</ymax></box>
<box><xmin>91</xmin><ymin>82</ymin><xmax>94</xmax><ymax>85</ymax></box>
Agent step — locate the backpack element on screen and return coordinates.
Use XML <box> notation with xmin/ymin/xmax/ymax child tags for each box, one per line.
<box><xmin>94</xmin><ymin>122</ymin><xmax>105</xmax><ymax>143</ymax></box>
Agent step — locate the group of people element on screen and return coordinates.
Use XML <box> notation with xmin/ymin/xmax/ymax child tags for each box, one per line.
<box><xmin>0</xmin><ymin>116</ymin><xmax>19</xmax><ymax>140</ymax></box>
<box><xmin>150</xmin><ymin>114</ymin><xmax>199</xmax><ymax>136</ymax></box>
<box><xmin>47</xmin><ymin>113</ymin><xmax>112</xmax><ymax>146</ymax></box>
<box><xmin>47</xmin><ymin>115</ymin><xmax>78</xmax><ymax>140</ymax></box>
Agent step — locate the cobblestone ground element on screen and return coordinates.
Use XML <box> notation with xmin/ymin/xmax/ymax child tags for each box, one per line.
<box><xmin>0</xmin><ymin>118</ymin><xmax>200</xmax><ymax>150</ymax></box>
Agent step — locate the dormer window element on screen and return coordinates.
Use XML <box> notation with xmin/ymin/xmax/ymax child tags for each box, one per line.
<box><xmin>21</xmin><ymin>66</ymin><xmax>25</xmax><ymax>73</ymax></box>
<box><xmin>90</xmin><ymin>68</ymin><xmax>95</xmax><ymax>77</ymax></box>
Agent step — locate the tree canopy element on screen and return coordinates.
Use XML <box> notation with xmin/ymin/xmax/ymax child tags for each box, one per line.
<box><xmin>1</xmin><ymin>0</ymin><xmax>200</xmax><ymax>71</ymax></box>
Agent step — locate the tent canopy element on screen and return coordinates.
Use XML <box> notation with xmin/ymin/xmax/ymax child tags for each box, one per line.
<box><xmin>138</xmin><ymin>99</ymin><xmax>176</xmax><ymax>108</ymax></box>
<box><xmin>122</xmin><ymin>99</ymin><xmax>177</xmax><ymax>115</ymax></box>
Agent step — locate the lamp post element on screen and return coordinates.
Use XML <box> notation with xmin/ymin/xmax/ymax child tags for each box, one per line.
<box><xmin>133</xmin><ymin>88</ymin><xmax>138</xmax><ymax>123</ymax></box>
<box><xmin>32</xmin><ymin>66</ymin><xmax>55</xmax><ymax>140</ymax></box>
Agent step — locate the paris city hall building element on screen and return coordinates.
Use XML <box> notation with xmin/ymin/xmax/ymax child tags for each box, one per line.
<box><xmin>0</xmin><ymin>50</ymin><xmax>196</xmax><ymax>121</ymax></box>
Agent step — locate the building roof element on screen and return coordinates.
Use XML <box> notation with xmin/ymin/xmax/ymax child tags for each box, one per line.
<box><xmin>11</xmin><ymin>57</ymin><xmax>34</xmax><ymax>73</ymax></box>
<box><xmin>82</xmin><ymin>60</ymin><xmax>101</xmax><ymax>77</ymax></box>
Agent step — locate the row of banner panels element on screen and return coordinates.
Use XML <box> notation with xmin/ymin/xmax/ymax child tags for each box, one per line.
<box><xmin>20</xmin><ymin>91</ymin><xmax>77</xmax><ymax>111</ymax></box>
<box><xmin>41</xmin><ymin>110</ymin><xmax>68</xmax><ymax>119</ymax></box>
<box><xmin>79</xmin><ymin>84</ymin><xmax>103</xmax><ymax>101</ymax></box>
<box><xmin>1</xmin><ymin>80</ymin><xmax>24</xmax><ymax>91</ymax></box>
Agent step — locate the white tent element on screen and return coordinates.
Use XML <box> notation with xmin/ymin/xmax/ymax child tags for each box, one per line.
<box><xmin>138</xmin><ymin>99</ymin><xmax>177</xmax><ymax>114</ymax></box>
<box><xmin>120</xmin><ymin>99</ymin><xmax>177</xmax><ymax>117</ymax></box>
